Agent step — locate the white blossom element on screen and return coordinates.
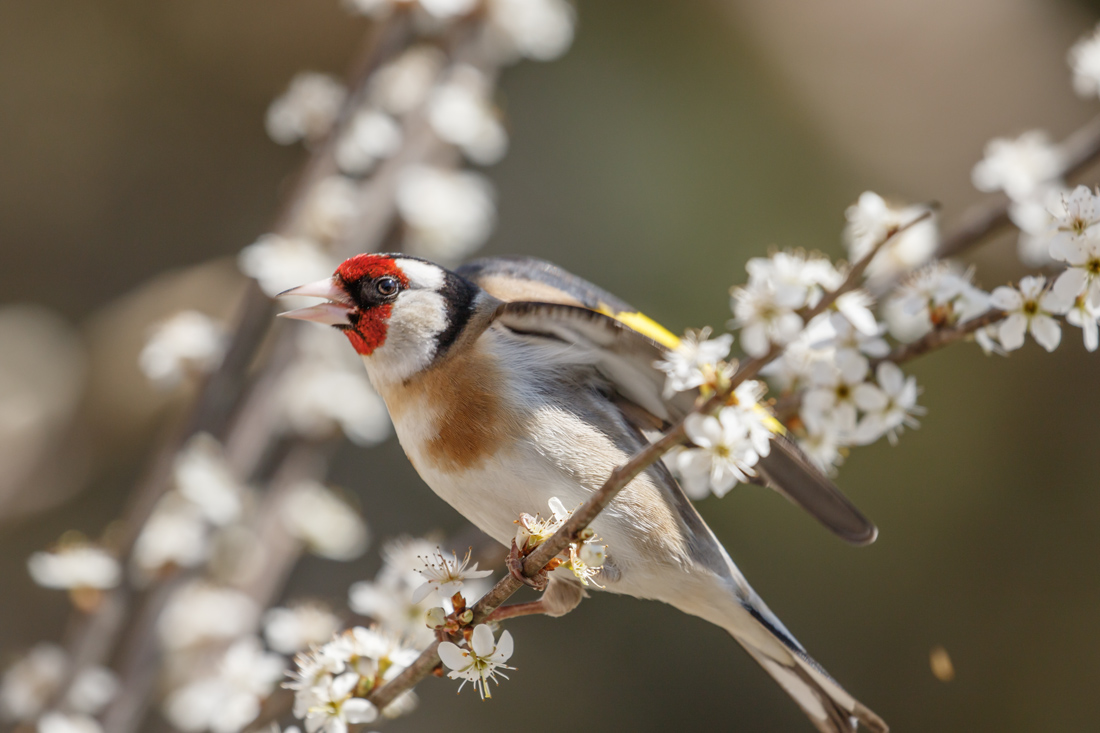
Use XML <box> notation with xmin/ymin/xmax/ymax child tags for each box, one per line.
<box><xmin>887</xmin><ymin>263</ymin><xmax>991</xmax><ymax>342</ymax></box>
<box><xmin>238</xmin><ymin>235</ymin><xmax>338</xmax><ymax>299</ymax></box>
<box><xmin>729</xmin><ymin>280</ymin><xmax>804</xmax><ymax>357</ymax></box>
<box><xmin>653</xmin><ymin>327</ymin><xmax>733</xmax><ymax>397</ymax></box>
<box><xmin>348</xmin><ymin>537</ymin><xmax>453</xmax><ymax>645</ymax></box>
<box><xmin>299</xmin><ymin>671</ymin><xmax>376</xmax><ymax>733</ymax></box>
<box><xmin>157</xmin><ymin>582</ymin><xmax>260</xmax><ymax>651</ymax></box>
<box><xmin>139</xmin><ymin>311</ymin><xmax>227</xmax><ymax>389</ymax></box>
<box><xmin>745</xmin><ymin>250</ymin><xmax>839</xmax><ymax>309</ymax></box>
<box><xmin>971</xmin><ymin>131</ymin><xmax>1063</xmax><ymax>202</ymax></box>
<box><xmin>974</xmin><ymin>325</ymin><xmax>1007</xmax><ymax>357</ymax></box>
<box><xmin>163</xmin><ymin>637</ymin><xmax>286</xmax><ymax>733</ymax></box>
<box><xmin>853</xmin><ymin>362</ymin><xmax>924</xmax><ymax>446</ymax></box>
<box><xmin>0</xmin><ymin>643</ymin><xmax>67</xmax><ymax>721</ymax></box>
<box><xmin>844</xmin><ymin>192</ymin><xmax>939</xmax><ymax>281</ymax></box>
<box><xmin>798</xmin><ymin>410</ymin><xmax>846</xmax><ymax>472</ymax></box>
<box><xmin>1065</xmin><ymin>294</ymin><xmax>1100</xmax><ymax>352</ymax></box>
<box><xmin>1009</xmin><ymin>189</ymin><xmax>1064</xmax><ymax>267</ymax></box>
<box><xmin>28</xmin><ymin>543</ymin><xmax>120</xmax><ymax>591</ymax></box>
<box><xmin>833</xmin><ymin>290</ymin><xmax>879</xmax><ymax>337</ymax></box>
<box><xmin>66</xmin><ymin>666</ymin><xmax>118</xmax><ymax>716</ymax></box>
<box><xmin>173</xmin><ymin>434</ymin><xmax>246</xmax><ymax>526</ymax></box>
<box><xmin>37</xmin><ymin>712</ymin><xmax>102</xmax><ymax>733</ymax></box>
<box><xmin>724</xmin><ymin>380</ymin><xmax>774</xmax><ymax>459</ymax></box>
<box><xmin>809</xmin><ymin>312</ymin><xmax>890</xmax><ymax>363</ymax></box>
<box><xmin>280</xmin><ymin>481</ymin><xmax>369</xmax><ymax>561</ymax></box>
<box><xmin>335</xmin><ymin>108</ymin><xmax>403</xmax><ymax>175</ymax></box>
<box><xmin>266</xmin><ymin>73</ymin><xmax>347</xmax><ymax>146</ymax></box>
<box><xmin>263</xmin><ymin>604</ymin><xmax>342</xmax><ymax>655</ymax></box>
<box><xmin>514</xmin><ymin>496</ymin><xmax>570</xmax><ymax>551</ymax></box>
<box><xmin>286</xmin><ymin>648</ymin><xmax>348</xmax><ymax>719</ymax></box>
<box><xmin>676</xmin><ymin>408</ymin><xmax>761</xmax><ymax>499</ymax></box>
<box><xmin>758</xmin><ymin>334</ymin><xmax>820</xmax><ymax>392</ymax></box>
<box><xmin>428</xmin><ymin>65</ymin><xmax>507</xmax><ymax>165</ymax></box>
<box><xmin>411</xmin><ymin>548</ymin><xmax>492</xmax><ymax>603</ymax></box>
<box><xmin>419</xmin><ymin>0</ymin><xmax>479</xmax><ymax>20</ymax></box>
<box><xmin>0</xmin><ymin>646</ymin><xmax>116</xmax><ymax>723</ymax></box>
<box><xmin>484</xmin><ymin>0</ymin><xmax>575</xmax><ymax>63</ymax></box>
<box><xmin>1052</xmin><ymin>235</ymin><xmax>1100</xmax><ymax>308</ymax></box>
<box><xmin>1069</xmin><ymin>24</ymin><xmax>1100</xmax><ymax>98</ymax></box>
<box><xmin>133</xmin><ymin>493</ymin><xmax>210</xmax><ymax>574</ymax></box>
<box><xmin>395</xmin><ymin>165</ymin><xmax>496</xmax><ymax>263</ymax></box>
<box><xmin>278</xmin><ymin>353</ymin><xmax>391</xmax><ymax>447</ymax></box>
<box><xmin>368</xmin><ymin>46</ymin><xmax>446</xmax><ymax>116</ymax></box>
<box><xmin>302</xmin><ymin>176</ymin><xmax>359</xmax><ymax>244</ymax></box>
<box><xmin>344</xmin><ymin>626</ymin><xmax>418</xmax><ymax>684</ymax></box>
<box><xmin>578</xmin><ymin>543</ymin><xmax>607</xmax><ymax>568</ymax></box>
<box><xmin>802</xmin><ymin>351</ymin><xmax>870</xmax><ymax>437</ymax></box>
<box><xmin>1047</xmin><ymin>185</ymin><xmax>1100</xmax><ymax>260</ymax></box>
<box><xmin>437</xmin><ymin>624</ymin><xmax>515</xmax><ymax>699</ymax></box>
<box><xmin>990</xmin><ymin>276</ymin><xmax>1070</xmax><ymax>352</ymax></box>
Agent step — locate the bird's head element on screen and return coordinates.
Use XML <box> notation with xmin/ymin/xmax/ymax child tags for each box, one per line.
<box><xmin>278</xmin><ymin>254</ymin><xmax>481</xmax><ymax>382</ymax></box>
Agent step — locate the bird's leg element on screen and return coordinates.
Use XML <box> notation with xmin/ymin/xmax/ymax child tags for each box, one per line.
<box><xmin>484</xmin><ymin>600</ymin><xmax>552</xmax><ymax>622</ymax></box>
<box><xmin>486</xmin><ymin>574</ymin><xmax>586</xmax><ymax>623</ymax></box>
<box><xmin>506</xmin><ymin>538</ymin><xmax>549</xmax><ymax>591</ymax></box>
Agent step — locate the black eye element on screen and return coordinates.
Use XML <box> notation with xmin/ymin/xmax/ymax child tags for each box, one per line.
<box><xmin>375</xmin><ymin>276</ymin><xmax>400</xmax><ymax>297</ymax></box>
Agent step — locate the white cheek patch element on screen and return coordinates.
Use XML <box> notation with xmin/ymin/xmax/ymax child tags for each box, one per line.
<box><xmin>366</xmin><ymin>290</ymin><xmax>448</xmax><ymax>384</ymax></box>
<box><xmin>395</xmin><ymin>259</ymin><xmax>445</xmax><ymax>290</ymax></box>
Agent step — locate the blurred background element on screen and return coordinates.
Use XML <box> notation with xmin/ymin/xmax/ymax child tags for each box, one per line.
<box><xmin>4</xmin><ymin>0</ymin><xmax>1100</xmax><ymax>730</ymax></box>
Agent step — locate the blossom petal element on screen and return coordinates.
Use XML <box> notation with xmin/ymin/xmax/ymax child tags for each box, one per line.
<box><xmin>990</xmin><ymin>286</ymin><xmax>1022</xmax><ymax>311</ymax></box>
<box><xmin>470</xmin><ymin>624</ymin><xmax>496</xmax><ymax>658</ymax></box>
<box><xmin>875</xmin><ymin>362</ymin><xmax>905</xmax><ymax>395</ymax></box>
<box><xmin>410</xmin><ymin>581</ymin><xmax>434</xmax><ymax>605</ymax></box>
<box><xmin>998</xmin><ymin>314</ymin><xmax>1027</xmax><ymax>351</ymax></box>
<box><xmin>437</xmin><ymin>642</ymin><xmax>470</xmax><ymax>672</ymax></box>
<box><xmin>1053</xmin><ymin>267</ymin><xmax>1089</xmax><ymax>302</ymax></box>
<box><xmin>342</xmin><ymin>698</ymin><xmax>377</xmax><ymax>724</ymax></box>
<box><xmin>1029</xmin><ymin>315</ymin><xmax>1062</xmax><ymax>351</ymax></box>
<box><xmin>493</xmin><ymin>630</ymin><xmax>513</xmax><ymax>662</ymax></box>
<box><xmin>1083</xmin><ymin>317</ymin><xmax>1099</xmax><ymax>351</ymax></box>
<box><xmin>852</xmin><ymin>383</ymin><xmax>888</xmax><ymax>412</ymax></box>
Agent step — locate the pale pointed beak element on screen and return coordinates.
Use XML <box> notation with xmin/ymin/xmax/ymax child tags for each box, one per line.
<box><xmin>276</xmin><ymin>277</ymin><xmax>355</xmax><ymax>327</ymax></box>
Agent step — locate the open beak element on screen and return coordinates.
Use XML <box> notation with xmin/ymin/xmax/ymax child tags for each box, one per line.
<box><xmin>276</xmin><ymin>277</ymin><xmax>354</xmax><ymax>327</ymax></box>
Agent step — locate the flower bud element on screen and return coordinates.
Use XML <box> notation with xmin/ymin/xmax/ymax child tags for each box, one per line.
<box><xmin>425</xmin><ymin>606</ymin><xmax>447</xmax><ymax>629</ymax></box>
<box><xmin>579</xmin><ymin>543</ymin><xmax>606</xmax><ymax>568</ymax></box>
<box><xmin>577</xmin><ymin>527</ymin><xmax>595</xmax><ymax>541</ymax></box>
<box><xmin>458</xmin><ymin>609</ymin><xmax>474</xmax><ymax>625</ymax></box>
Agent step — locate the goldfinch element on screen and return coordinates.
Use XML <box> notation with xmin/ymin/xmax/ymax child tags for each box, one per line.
<box><xmin>279</xmin><ymin>254</ymin><xmax>886</xmax><ymax>733</ymax></box>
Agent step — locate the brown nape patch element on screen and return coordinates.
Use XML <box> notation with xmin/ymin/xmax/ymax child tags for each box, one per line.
<box><xmin>477</xmin><ymin>275</ymin><xmax>585</xmax><ymax>306</ymax></box>
<box><xmin>386</xmin><ymin>344</ymin><xmax>517</xmax><ymax>471</ymax></box>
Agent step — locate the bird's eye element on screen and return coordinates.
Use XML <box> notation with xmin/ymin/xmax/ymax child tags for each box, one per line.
<box><xmin>375</xmin><ymin>276</ymin><xmax>400</xmax><ymax>297</ymax></box>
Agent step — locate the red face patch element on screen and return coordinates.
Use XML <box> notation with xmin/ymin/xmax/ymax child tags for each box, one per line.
<box><xmin>333</xmin><ymin>254</ymin><xmax>409</xmax><ymax>356</ymax></box>
<box><xmin>335</xmin><ymin>254</ymin><xmax>410</xmax><ymax>288</ymax></box>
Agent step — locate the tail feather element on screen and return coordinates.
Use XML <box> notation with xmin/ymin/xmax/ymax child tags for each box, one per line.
<box><xmin>729</xmin><ymin>601</ymin><xmax>888</xmax><ymax>733</ymax></box>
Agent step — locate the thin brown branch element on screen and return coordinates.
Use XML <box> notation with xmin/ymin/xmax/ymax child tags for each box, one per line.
<box><xmin>874</xmin><ymin>309</ymin><xmax>1007</xmax><ymax>366</ymax></box>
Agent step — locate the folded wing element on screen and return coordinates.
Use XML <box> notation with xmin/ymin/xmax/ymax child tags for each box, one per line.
<box><xmin>462</xmin><ymin>256</ymin><xmax>877</xmax><ymax>545</ymax></box>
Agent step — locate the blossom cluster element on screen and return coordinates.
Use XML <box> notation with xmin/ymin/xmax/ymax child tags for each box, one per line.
<box><xmin>653</xmin><ymin>23</ymin><xmax>1100</xmax><ymax>495</ymax></box>
<box><xmin>12</xmin><ymin>431</ymin><xmax>369</xmax><ymax>733</ymax></box>
<box><xmin>515</xmin><ymin>497</ymin><xmax>608</xmax><ymax>586</ymax></box>
<box><xmin>286</xmin><ymin>625</ymin><xmax>419</xmax><ymax>731</ymax></box>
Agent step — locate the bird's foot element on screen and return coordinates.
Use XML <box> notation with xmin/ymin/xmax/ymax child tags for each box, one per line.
<box><xmin>507</xmin><ymin>539</ymin><xmax>548</xmax><ymax>591</ymax></box>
